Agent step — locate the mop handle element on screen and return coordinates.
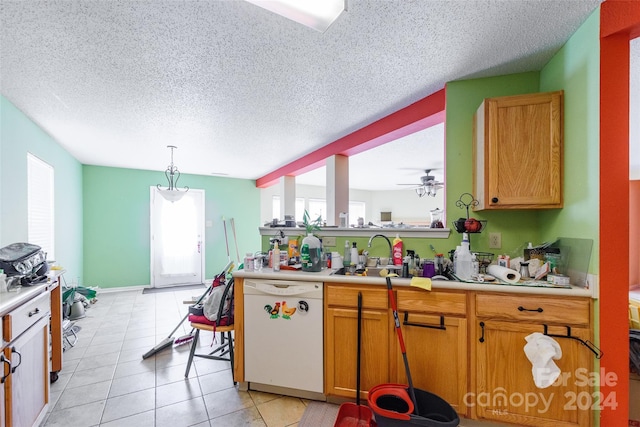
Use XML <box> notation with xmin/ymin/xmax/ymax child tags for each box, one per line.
<box><xmin>230</xmin><ymin>218</ymin><xmax>241</xmax><ymax>263</ymax></box>
<box><xmin>386</xmin><ymin>276</ymin><xmax>419</xmax><ymax>416</ymax></box>
<box><xmin>222</xmin><ymin>217</ymin><xmax>231</xmax><ymax>261</ymax></box>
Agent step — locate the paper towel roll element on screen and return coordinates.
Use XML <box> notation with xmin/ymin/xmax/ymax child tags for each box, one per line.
<box><xmin>487</xmin><ymin>264</ymin><xmax>521</xmax><ymax>284</ymax></box>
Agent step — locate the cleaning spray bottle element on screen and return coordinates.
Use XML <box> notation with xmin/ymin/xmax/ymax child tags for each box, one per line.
<box><xmin>393</xmin><ymin>234</ymin><xmax>403</xmax><ymax>266</ymax></box>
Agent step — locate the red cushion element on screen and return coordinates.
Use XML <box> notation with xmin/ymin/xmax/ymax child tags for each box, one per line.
<box><xmin>188</xmin><ymin>314</ymin><xmax>231</xmax><ymax>326</ymax></box>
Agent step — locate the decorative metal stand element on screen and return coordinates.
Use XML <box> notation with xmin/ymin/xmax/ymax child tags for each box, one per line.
<box><xmin>451</xmin><ymin>193</ymin><xmax>492</xmax><ymax>271</ymax></box>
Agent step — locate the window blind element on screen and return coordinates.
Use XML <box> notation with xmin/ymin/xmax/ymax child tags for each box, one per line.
<box><xmin>27</xmin><ymin>153</ymin><xmax>54</xmax><ymax>260</ymax></box>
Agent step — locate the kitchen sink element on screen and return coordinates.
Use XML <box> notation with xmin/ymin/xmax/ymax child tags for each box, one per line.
<box><xmin>331</xmin><ymin>266</ymin><xmax>401</xmax><ymax>277</ymax></box>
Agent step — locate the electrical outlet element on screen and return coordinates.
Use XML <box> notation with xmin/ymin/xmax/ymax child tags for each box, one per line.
<box><xmin>323</xmin><ymin>236</ymin><xmax>337</xmax><ymax>247</ymax></box>
<box><xmin>489</xmin><ymin>232</ymin><xmax>502</xmax><ymax>249</ymax></box>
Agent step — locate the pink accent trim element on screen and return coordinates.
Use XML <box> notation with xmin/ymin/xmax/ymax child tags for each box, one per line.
<box><xmin>256</xmin><ymin>89</ymin><xmax>445</xmax><ymax>188</ymax></box>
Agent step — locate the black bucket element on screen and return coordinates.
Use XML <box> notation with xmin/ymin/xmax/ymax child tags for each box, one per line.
<box><xmin>368</xmin><ymin>384</ymin><xmax>459</xmax><ymax>427</ymax></box>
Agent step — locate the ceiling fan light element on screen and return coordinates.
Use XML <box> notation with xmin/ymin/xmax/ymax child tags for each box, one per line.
<box><xmin>415</xmin><ymin>186</ymin><xmax>427</xmax><ymax>197</ymax></box>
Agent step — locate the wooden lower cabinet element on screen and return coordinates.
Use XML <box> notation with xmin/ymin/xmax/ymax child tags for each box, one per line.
<box><xmin>395</xmin><ymin>312</ymin><xmax>468</xmax><ymax>415</ymax></box>
<box><xmin>475</xmin><ymin>321</ymin><xmax>593</xmax><ymax>427</ymax></box>
<box><xmin>394</xmin><ymin>288</ymin><xmax>468</xmax><ymax>415</ymax></box>
<box><xmin>322</xmin><ymin>284</ymin><xmax>595</xmax><ymax>426</ymax></box>
<box><xmin>324</xmin><ymin>284</ymin><xmax>390</xmax><ymax>399</ymax></box>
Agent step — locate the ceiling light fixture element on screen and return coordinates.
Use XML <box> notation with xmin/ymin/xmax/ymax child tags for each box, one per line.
<box><xmin>245</xmin><ymin>0</ymin><xmax>345</xmax><ymax>32</ymax></box>
<box><xmin>157</xmin><ymin>145</ymin><xmax>189</xmax><ymax>203</ymax></box>
<box><xmin>415</xmin><ymin>184</ymin><xmax>439</xmax><ymax>198</ymax></box>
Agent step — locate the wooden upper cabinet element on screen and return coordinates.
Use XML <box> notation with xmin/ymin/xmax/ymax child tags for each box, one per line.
<box><xmin>473</xmin><ymin>91</ymin><xmax>564</xmax><ymax>210</ymax></box>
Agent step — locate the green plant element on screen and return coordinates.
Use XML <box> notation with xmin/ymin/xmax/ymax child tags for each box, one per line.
<box><xmin>302</xmin><ymin>210</ymin><xmax>322</xmax><ymax>235</ymax></box>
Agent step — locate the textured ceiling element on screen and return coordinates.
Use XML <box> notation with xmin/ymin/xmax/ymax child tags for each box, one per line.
<box><xmin>1</xmin><ymin>0</ymin><xmax>603</xmax><ymax>190</ymax></box>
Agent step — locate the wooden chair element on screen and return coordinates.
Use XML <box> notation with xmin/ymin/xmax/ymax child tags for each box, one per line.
<box><xmin>184</xmin><ymin>278</ymin><xmax>235</xmax><ymax>383</ymax></box>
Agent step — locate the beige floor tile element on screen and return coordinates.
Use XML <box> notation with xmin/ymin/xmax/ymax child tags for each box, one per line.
<box><xmin>209</xmin><ymin>406</ymin><xmax>266</xmax><ymax>427</ymax></box>
<box><xmin>249</xmin><ymin>389</ymin><xmax>282</xmax><ymax>405</ymax></box>
<box><xmin>256</xmin><ymin>396</ymin><xmax>306</xmax><ymax>427</ymax></box>
<box><xmin>202</xmin><ymin>388</ymin><xmax>255</xmax><ymax>419</ymax></box>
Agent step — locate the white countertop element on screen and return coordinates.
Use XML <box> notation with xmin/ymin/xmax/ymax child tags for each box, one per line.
<box><xmin>233</xmin><ymin>268</ymin><xmax>595</xmax><ymax>298</ymax></box>
<box><xmin>0</xmin><ymin>270</ymin><xmax>63</xmax><ymax>316</ymax></box>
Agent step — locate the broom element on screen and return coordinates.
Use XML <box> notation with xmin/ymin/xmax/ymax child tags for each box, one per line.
<box><xmin>142</xmin><ymin>261</ymin><xmax>234</xmax><ymax>359</ymax></box>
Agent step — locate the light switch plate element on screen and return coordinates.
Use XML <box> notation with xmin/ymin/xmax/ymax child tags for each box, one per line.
<box><xmin>489</xmin><ymin>232</ymin><xmax>502</xmax><ymax>249</ymax></box>
<box><xmin>323</xmin><ymin>236</ymin><xmax>337</xmax><ymax>247</ymax></box>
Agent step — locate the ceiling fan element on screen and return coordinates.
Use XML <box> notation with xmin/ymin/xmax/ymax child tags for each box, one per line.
<box><xmin>397</xmin><ymin>169</ymin><xmax>444</xmax><ymax>197</ymax></box>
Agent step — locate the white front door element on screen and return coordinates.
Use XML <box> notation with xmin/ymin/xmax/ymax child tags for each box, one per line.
<box><xmin>150</xmin><ymin>187</ymin><xmax>205</xmax><ymax>288</ymax></box>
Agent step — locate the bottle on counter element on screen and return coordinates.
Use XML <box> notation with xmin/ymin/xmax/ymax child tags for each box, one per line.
<box><xmin>392</xmin><ymin>234</ymin><xmax>403</xmax><ymax>266</ymax></box>
<box><xmin>301</xmin><ymin>233</ymin><xmax>322</xmax><ymax>272</ymax></box>
<box><xmin>272</xmin><ymin>240</ymin><xmax>281</xmax><ymax>272</ymax></box>
<box><xmin>0</xmin><ymin>269</ymin><xmax>6</xmax><ymax>293</ymax></box>
<box><xmin>350</xmin><ymin>242</ymin><xmax>359</xmax><ymax>268</ymax></box>
<box><xmin>244</xmin><ymin>252</ymin><xmax>254</xmax><ymax>272</ymax></box>
<box><xmin>456</xmin><ymin>233</ymin><xmax>473</xmax><ymax>280</ymax></box>
<box><xmin>344</xmin><ymin>240</ymin><xmax>351</xmax><ymax>266</ymax></box>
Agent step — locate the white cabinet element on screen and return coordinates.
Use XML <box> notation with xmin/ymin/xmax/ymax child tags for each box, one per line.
<box><xmin>2</xmin><ymin>291</ymin><xmax>50</xmax><ymax>427</ymax></box>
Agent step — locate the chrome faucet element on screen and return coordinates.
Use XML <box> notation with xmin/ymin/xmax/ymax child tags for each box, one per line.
<box><xmin>367</xmin><ymin>234</ymin><xmax>394</xmax><ymax>266</ymax></box>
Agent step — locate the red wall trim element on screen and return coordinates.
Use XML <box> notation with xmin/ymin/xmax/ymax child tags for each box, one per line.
<box><xmin>599</xmin><ymin>1</ymin><xmax>640</xmax><ymax>425</ymax></box>
<box><xmin>256</xmin><ymin>88</ymin><xmax>445</xmax><ymax>188</ymax></box>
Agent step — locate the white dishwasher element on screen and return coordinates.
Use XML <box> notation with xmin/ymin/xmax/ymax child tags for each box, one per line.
<box><xmin>243</xmin><ymin>279</ymin><xmax>323</xmax><ymax>396</ymax></box>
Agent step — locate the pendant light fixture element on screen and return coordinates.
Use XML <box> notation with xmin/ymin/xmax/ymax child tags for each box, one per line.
<box><xmin>157</xmin><ymin>145</ymin><xmax>189</xmax><ymax>202</ymax></box>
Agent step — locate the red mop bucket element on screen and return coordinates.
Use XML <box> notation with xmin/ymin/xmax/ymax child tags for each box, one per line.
<box><xmin>367</xmin><ymin>277</ymin><xmax>459</xmax><ymax>427</ymax></box>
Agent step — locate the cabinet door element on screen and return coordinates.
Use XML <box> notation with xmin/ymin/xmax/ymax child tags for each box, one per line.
<box><xmin>395</xmin><ymin>312</ymin><xmax>467</xmax><ymax>416</ymax></box>
<box><xmin>474</xmin><ymin>91</ymin><xmax>563</xmax><ymax>210</ymax></box>
<box><xmin>7</xmin><ymin>316</ymin><xmax>49</xmax><ymax>427</ymax></box>
<box><xmin>476</xmin><ymin>320</ymin><xmax>593</xmax><ymax>427</ymax></box>
<box><xmin>325</xmin><ymin>307</ymin><xmax>390</xmax><ymax>399</ymax></box>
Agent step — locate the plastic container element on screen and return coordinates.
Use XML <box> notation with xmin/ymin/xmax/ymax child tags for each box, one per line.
<box><xmin>393</xmin><ymin>234</ymin><xmax>403</xmax><ymax>266</ymax></box>
<box><xmin>244</xmin><ymin>253</ymin><xmax>254</xmax><ymax>272</ymax></box>
<box><xmin>350</xmin><ymin>242</ymin><xmax>359</xmax><ymax>268</ymax></box>
<box><xmin>0</xmin><ymin>269</ymin><xmax>6</xmax><ymax>293</ymax></box>
<box><xmin>272</xmin><ymin>241</ymin><xmax>281</xmax><ymax>272</ymax></box>
<box><xmin>301</xmin><ymin>234</ymin><xmax>322</xmax><ymax>272</ymax></box>
<box><xmin>344</xmin><ymin>240</ymin><xmax>351</xmax><ymax>266</ymax></box>
<box><xmin>368</xmin><ymin>384</ymin><xmax>459</xmax><ymax>427</ymax></box>
<box><xmin>455</xmin><ymin>233</ymin><xmax>473</xmax><ymax>280</ymax></box>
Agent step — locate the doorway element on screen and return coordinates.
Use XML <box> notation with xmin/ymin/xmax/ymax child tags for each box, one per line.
<box><xmin>150</xmin><ymin>187</ymin><xmax>205</xmax><ymax>288</ymax></box>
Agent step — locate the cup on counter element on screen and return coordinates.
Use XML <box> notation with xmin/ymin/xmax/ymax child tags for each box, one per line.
<box><xmin>332</xmin><ymin>252</ymin><xmax>343</xmax><ymax>269</ymax></box>
<box><xmin>423</xmin><ymin>260</ymin><xmax>435</xmax><ymax>278</ymax></box>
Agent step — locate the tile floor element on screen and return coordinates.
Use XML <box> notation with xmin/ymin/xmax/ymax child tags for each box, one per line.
<box><xmin>42</xmin><ymin>287</ymin><xmax>511</xmax><ymax>427</ymax></box>
<box><xmin>43</xmin><ymin>287</ymin><xmax>308</xmax><ymax>427</ymax></box>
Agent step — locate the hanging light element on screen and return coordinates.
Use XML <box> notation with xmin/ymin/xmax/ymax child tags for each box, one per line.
<box><xmin>157</xmin><ymin>145</ymin><xmax>189</xmax><ymax>202</ymax></box>
<box><xmin>415</xmin><ymin>183</ymin><xmax>440</xmax><ymax>198</ymax></box>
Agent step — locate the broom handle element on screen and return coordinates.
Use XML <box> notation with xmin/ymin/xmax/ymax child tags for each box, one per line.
<box><xmin>222</xmin><ymin>217</ymin><xmax>231</xmax><ymax>261</ymax></box>
<box><xmin>386</xmin><ymin>277</ymin><xmax>419</xmax><ymax>416</ymax></box>
<box><xmin>230</xmin><ymin>218</ymin><xmax>241</xmax><ymax>263</ymax></box>
<box><xmin>357</xmin><ymin>292</ymin><xmax>362</xmax><ymax>407</ymax></box>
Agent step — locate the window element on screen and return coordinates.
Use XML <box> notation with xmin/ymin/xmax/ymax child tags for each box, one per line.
<box><xmin>27</xmin><ymin>153</ymin><xmax>54</xmax><ymax>260</ymax></box>
<box><xmin>308</xmin><ymin>199</ymin><xmax>326</xmax><ymax>223</ymax></box>
<box><xmin>349</xmin><ymin>201</ymin><xmax>366</xmax><ymax>224</ymax></box>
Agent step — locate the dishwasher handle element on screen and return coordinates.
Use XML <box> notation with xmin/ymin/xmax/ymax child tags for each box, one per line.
<box><xmin>251</xmin><ymin>281</ymin><xmax>321</xmax><ymax>296</ymax></box>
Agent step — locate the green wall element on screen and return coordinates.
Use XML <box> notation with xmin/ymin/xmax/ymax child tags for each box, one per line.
<box><xmin>539</xmin><ymin>9</ymin><xmax>600</xmax><ymax>274</ymax></box>
<box><xmin>83</xmin><ymin>165</ymin><xmax>261</xmax><ymax>288</ymax></box>
<box><xmin>0</xmin><ymin>96</ymin><xmax>84</xmax><ymax>281</ymax></box>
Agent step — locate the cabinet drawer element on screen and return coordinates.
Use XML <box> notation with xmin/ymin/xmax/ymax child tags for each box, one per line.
<box><xmin>397</xmin><ymin>289</ymin><xmax>466</xmax><ymax>316</ymax></box>
<box><xmin>476</xmin><ymin>293</ymin><xmax>590</xmax><ymax>326</ymax></box>
<box><xmin>326</xmin><ymin>285</ymin><xmax>388</xmax><ymax>310</ymax></box>
<box><xmin>3</xmin><ymin>291</ymin><xmax>51</xmax><ymax>342</ymax></box>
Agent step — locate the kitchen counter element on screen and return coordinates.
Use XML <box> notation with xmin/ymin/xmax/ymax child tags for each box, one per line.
<box><xmin>233</xmin><ymin>267</ymin><xmax>595</xmax><ymax>298</ymax></box>
<box><xmin>0</xmin><ymin>279</ymin><xmax>52</xmax><ymax>317</ymax></box>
